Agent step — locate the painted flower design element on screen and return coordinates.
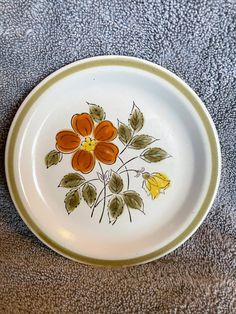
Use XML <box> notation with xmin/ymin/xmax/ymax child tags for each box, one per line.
<box><xmin>56</xmin><ymin>113</ymin><xmax>119</xmax><ymax>173</ymax></box>
<box><xmin>45</xmin><ymin>102</ymin><xmax>171</xmax><ymax>224</ymax></box>
<box><xmin>142</xmin><ymin>172</ymin><xmax>170</xmax><ymax>199</ymax></box>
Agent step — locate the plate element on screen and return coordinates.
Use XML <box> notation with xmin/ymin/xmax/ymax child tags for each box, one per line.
<box><xmin>5</xmin><ymin>56</ymin><xmax>221</xmax><ymax>266</ymax></box>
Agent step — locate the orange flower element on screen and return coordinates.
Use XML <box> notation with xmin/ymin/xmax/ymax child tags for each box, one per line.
<box><xmin>56</xmin><ymin>113</ymin><xmax>119</xmax><ymax>173</ymax></box>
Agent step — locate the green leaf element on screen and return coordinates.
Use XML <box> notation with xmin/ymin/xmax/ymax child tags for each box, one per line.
<box><xmin>59</xmin><ymin>173</ymin><xmax>85</xmax><ymax>188</ymax></box>
<box><xmin>141</xmin><ymin>147</ymin><xmax>168</xmax><ymax>163</ymax></box>
<box><xmin>88</xmin><ymin>103</ymin><xmax>106</xmax><ymax>122</ymax></box>
<box><xmin>118</xmin><ymin>121</ymin><xmax>132</xmax><ymax>145</ymax></box>
<box><xmin>108</xmin><ymin>171</ymin><xmax>124</xmax><ymax>194</ymax></box>
<box><xmin>129</xmin><ymin>134</ymin><xmax>155</xmax><ymax>149</ymax></box>
<box><xmin>45</xmin><ymin>150</ymin><xmax>62</xmax><ymax>168</ymax></box>
<box><xmin>64</xmin><ymin>190</ymin><xmax>80</xmax><ymax>214</ymax></box>
<box><xmin>129</xmin><ymin>103</ymin><xmax>144</xmax><ymax>132</ymax></box>
<box><xmin>82</xmin><ymin>183</ymin><xmax>97</xmax><ymax>207</ymax></box>
<box><xmin>108</xmin><ymin>195</ymin><xmax>124</xmax><ymax>219</ymax></box>
<box><xmin>123</xmin><ymin>191</ymin><xmax>144</xmax><ymax>210</ymax></box>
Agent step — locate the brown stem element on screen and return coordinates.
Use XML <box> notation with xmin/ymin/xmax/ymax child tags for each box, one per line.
<box><xmin>80</xmin><ymin>178</ymin><xmax>100</xmax><ymax>188</ymax></box>
<box><xmin>127</xmin><ymin>206</ymin><xmax>132</xmax><ymax>223</ymax></box>
<box><xmin>95</xmin><ymin>194</ymin><xmax>113</xmax><ymax>208</ymax></box>
<box><xmin>118</xmin><ymin>156</ymin><xmax>130</xmax><ymax>190</ymax></box>
<box><xmin>116</xmin><ymin>156</ymin><xmax>139</xmax><ymax>173</ymax></box>
<box><xmin>119</xmin><ymin>169</ymin><xmax>138</xmax><ymax>175</ymax></box>
<box><xmin>98</xmin><ymin>163</ymin><xmax>106</xmax><ymax>223</ymax></box>
<box><xmin>91</xmin><ymin>186</ymin><xmax>104</xmax><ymax>217</ymax></box>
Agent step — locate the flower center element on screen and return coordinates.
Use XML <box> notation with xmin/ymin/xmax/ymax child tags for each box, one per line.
<box><xmin>81</xmin><ymin>137</ymin><xmax>96</xmax><ymax>152</ymax></box>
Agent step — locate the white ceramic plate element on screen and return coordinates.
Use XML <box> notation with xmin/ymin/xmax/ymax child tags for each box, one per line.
<box><xmin>5</xmin><ymin>56</ymin><xmax>221</xmax><ymax>266</ymax></box>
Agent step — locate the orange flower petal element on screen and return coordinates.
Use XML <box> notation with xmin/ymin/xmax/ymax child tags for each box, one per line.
<box><xmin>71</xmin><ymin>113</ymin><xmax>94</xmax><ymax>137</ymax></box>
<box><xmin>93</xmin><ymin>121</ymin><xmax>117</xmax><ymax>141</ymax></box>
<box><xmin>72</xmin><ymin>149</ymin><xmax>95</xmax><ymax>173</ymax></box>
<box><xmin>94</xmin><ymin>142</ymin><xmax>119</xmax><ymax>165</ymax></box>
<box><xmin>56</xmin><ymin>130</ymin><xmax>81</xmax><ymax>153</ymax></box>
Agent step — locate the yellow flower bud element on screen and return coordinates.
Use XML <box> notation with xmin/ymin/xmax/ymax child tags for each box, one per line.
<box><xmin>143</xmin><ymin>172</ymin><xmax>170</xmax><ymax>199</ymax></box>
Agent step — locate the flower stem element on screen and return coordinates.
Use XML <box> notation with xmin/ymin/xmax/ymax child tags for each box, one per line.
<box><xmin>119</xmin><ymin>140</ymin><xmax>131</xmax><ymax>155</ymax></box>
<box><xmin>95</xmin><ymin>194</ymin><xmax>113</xmax><ymax>208</ymax></box>
<box><xmin>112</xmin><ymin>219</ymin><xmax>117</xmax><ymax>225</ymax></box>
<box><xmin>91</xmin><ymin>158</ymin><xmax>138</xmax><ymax>220</ymax></box>
<box><xmin>127</xmin><ymin>206</ymin><xmax>132</xmax><ymax>223</ymax></box>
<box><xmin>118</xmin><ymin>156</ymin><xmax>130</xmax><ymax>190</ymax></box>
<box><xmin>119</xmin><ymin>128</ymin><xmax>135</xmax><ymax>155</ymax></box>
<box><xmin>98</xmin><ymin>163</ymin><xmax>106</xmax><ymax>223</ymax></box>
<box><xmin>107</xmin><ymin>209</ymin><xmax>111</xmax><ymax>224</ymax></box>
<box><xmin>116</xmin><ymin>156</ymin><xmax>139</xmax><ymax>173</ymax></box>
<box><xmin>80</xmin><ymin>178</ymin><xmax>100</xmax><ymax>188</ymax></box>
<box><xmin>119</xmin><ymin>169</ymin><xmax>138</xmax><ymax>175</ymax></box>
<box><xmin>91</xmin><ymin>187</ymin><xmax>104</xmax><ymax>217</ymax></box>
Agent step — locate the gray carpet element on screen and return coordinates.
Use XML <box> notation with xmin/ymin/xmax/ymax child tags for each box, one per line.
<box><xmin>0</xmin><ymin>0</ymin><xmax>236</xmax><ymax>313</ymax></box>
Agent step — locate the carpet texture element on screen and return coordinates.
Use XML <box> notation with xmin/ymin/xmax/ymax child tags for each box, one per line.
<box><xmin>0</xmin><ymin>0</ymin><xmax>236</xmax><ymax>313</ymax></box>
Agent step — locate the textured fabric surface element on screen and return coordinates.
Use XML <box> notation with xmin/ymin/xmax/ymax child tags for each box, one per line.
<box><xmin>0</xmin><ymin>0</ymin><xmax>236</xmax><ymax>313</ymax></box>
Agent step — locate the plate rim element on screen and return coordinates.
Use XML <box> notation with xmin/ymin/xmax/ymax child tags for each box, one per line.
<box><xmin>5</xmin><ymin>55</ymin><xmax>221</xmax><ymax>266</ymax></box>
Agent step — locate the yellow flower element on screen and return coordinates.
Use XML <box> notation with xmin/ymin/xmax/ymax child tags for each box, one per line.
<box><xmin>142</xmin><ymin>172</ymin><xmax>170</xmax><ymax>199</ymax></box>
